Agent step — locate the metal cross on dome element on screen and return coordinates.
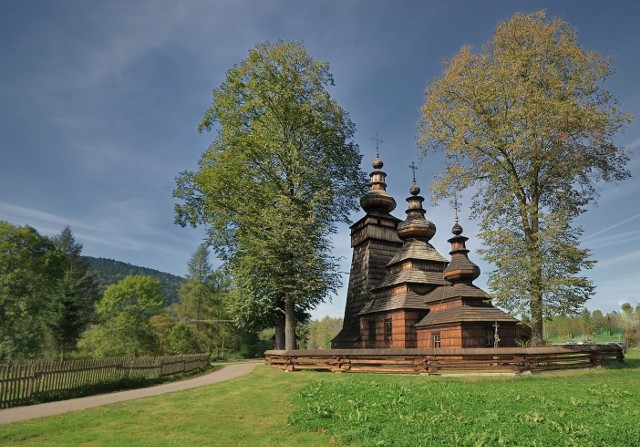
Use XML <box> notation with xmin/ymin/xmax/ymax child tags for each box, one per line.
<box><xmin>409</xmin><ymin>161</ymin><xmax>418</xmax><ymax>182</ymax></box>
<box><xmin>372</xmin><ymin>131</ymin><xmax>383</xmax><ymax>157</ymax></box>
<box><xmin>453</xmin><ymin>194</ymin><xmax>460</xmax><ymax>223</ymax></box>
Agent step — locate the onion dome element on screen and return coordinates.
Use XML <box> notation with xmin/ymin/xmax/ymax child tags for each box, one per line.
<box><xmin>443</xmin><ymin>218</ymin><xmax>480</xmax><ymax>284</ymax></box>
<box><xmin>397</xmin><ymin>180</ymin><xmax>436</xmax><ymax>241</ymax></box>
<box><xmin>360</xmin><ymin>155</ymin><xmax>397</xmax><ymax>214</ymax></box>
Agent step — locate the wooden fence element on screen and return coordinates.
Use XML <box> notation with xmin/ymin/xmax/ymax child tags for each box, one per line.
<box><xmin>0</xmin><ymin>353</ymin><xmax>210</xmax><ymax>408</ymax></box>
<box><xmin>265</xmin><ymin>345</ymin><xmax>624</xmax><ymax>374</ymax></box>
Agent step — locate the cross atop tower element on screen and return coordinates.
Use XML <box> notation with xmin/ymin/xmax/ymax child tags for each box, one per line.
<box><xmin>409</xmin><ymin>161</ymin><xmax>418</xmax><ymax>183</ymax></box>
<box><xmin>372</xmin><ymin>131</ymin><xmax>383</xmax><ymax>157</ymax></box>
<box><xmin>452</xmin><ymin>193</ymin><xmax>460</xmax><ymax>223</ymax></box>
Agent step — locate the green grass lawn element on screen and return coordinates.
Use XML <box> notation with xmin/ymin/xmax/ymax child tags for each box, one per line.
<box><xmin>548</xmin><ymin>333</ymin><xmax>625</xmax><ymax>344</ymax></box>
<box><xmin>1</xmin><ymin>352</ymin><xmax>638</xmax><ymax>447</ymax></box>
<box><xmin>291</xmin><ymin>352</ymin><xmax>640</xmax><ymax>446</ymax></box>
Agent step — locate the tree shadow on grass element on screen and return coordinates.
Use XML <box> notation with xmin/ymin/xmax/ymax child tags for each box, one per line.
<box><xmin>610</xmin><ymin>349</ymin><xmax>640</xmax><ymax>370</ymax></box>
<box><xmin>621</xmin><ymin>356</ymin><xmax>640</xmax><ymax>369</ymax></box>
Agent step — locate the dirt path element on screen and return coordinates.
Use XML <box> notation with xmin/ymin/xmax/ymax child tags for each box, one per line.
<box><xmin>0</xmin><ymin>362</ymin><xmax>258</xmax><ymax>425</ymax></box>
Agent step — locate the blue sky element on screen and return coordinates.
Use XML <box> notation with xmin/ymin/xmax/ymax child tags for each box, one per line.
<box><xmin>1</xmin><ymin>1</ymin><xmax>639</xmax><ymax>319</ymax></box>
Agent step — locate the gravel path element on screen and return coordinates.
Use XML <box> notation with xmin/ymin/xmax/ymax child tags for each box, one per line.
<box><xmin>0</xmin><ymin>362</ymin><xmax>258</xmax><ymax>425</ymax></box>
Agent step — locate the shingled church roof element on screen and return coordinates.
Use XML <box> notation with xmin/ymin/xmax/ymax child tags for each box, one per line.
<box><xmin>415</xmin><ymin>305</ymin><xmax>519</xmax><ymax>327</ymax></box>
<box><xmin>422</xmin><ymin>282</ymin><xmax>487</xmax><ymax>303</ymax></box>
<box><xmin>416</xmin><ymin>217</ymin><xmax>518</xmax><ymax>328</ymax></box>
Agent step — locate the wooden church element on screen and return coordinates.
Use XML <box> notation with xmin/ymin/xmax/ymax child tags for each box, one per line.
<box><xmin>332</xmin><ymin>154</ymin><xmax>530</xmax><ymax>349</ymax></box>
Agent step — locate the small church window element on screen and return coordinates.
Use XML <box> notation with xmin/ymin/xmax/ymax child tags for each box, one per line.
<box><xmin>433</xmin><ymin>332</ymin><xmax>441</xmax><ymax>348</ymax></box>
<box><xmin>368</xmin><ymin>320</ymin><xmax>376</xmax><ymax>341</ymax></box>
<box><xmin>384</xmin><ymin>318</ymin><xmax>392</xmax><ymax>342</ymax></box>
<box><xmin>484</xmin><ymin>329</ymin><xmax>493</xmax><ymax>347</ymax></box>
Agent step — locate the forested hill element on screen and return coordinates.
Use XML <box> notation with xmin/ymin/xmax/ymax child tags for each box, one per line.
<box><xmin>84</xmin><ymin>256</ymin><xmax>185</xmax><ymax>304</ymax></box>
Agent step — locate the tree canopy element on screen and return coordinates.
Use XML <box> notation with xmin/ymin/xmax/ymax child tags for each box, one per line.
<box><xmin>418</xmin><ymin>11</ymin><xmax>631</xmax><ymax>344</ymax></box>
<box><xmin>174</xmin><ymin>40</ymin><xmax>366</xmax><ymax>349</ymax></box>
<box><xmin>0</xmin><ymin>223</ymin><xmax>99</xmax><ymax>361</ymax></box>
<box><xmin>83</xmin><ymin>275</ymin><xmax>166</xmax><ymax>357</ymax></box>
<box><xmin>0</xmin><ymin>222</ymin><xmax>58</xmax><ymax>360</ymax></box>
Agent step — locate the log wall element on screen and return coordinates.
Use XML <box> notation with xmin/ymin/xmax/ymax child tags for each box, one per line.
<box><xmin>360</xmin><ymin>310</ymin><xmax>425</xmax><ymax>349</ymax></box>
<box><xmin>265</xmin><ymin>345</ymin><xmax>623</xmax><ymax>374</ymax></box>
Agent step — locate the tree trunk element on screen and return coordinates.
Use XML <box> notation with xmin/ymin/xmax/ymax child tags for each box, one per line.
<box><xmin>526</xmin><ymin>209</ymin><xmax>544</xmax><ymax>346</ymax></box>
<box><xmin>530</xmin><ymin>293</ymin><xmax>544</xmax><ymax>346</ymax></box>
<box><xmin>274</xmin><ymin>313</ymin><xmax>285</xmax><ymax>350</ymax></box>
<box><xmin>284</xmin><ymin>300</ymin><xmax>296</xmax><ymax>350</ymax></box>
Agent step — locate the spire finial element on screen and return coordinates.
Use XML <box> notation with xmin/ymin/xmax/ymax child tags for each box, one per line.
<box><xmin>409</xmin><ymin>161</ymin><xmax>417</xmax><ymax>183</ymax></box>
<box><xmin>453</xmin><ymin>194</ymin><xmax>460</xmax><ymax>224</ymax></box>
<box><xmin>372</xmin><ymin>131</ymin><xmax>383</xmax><ymax>158</ymax></box>
<box><xmin>451</xmin><ymin>193</ymin><xmax>463</xmax><ymax>235</ymax></box>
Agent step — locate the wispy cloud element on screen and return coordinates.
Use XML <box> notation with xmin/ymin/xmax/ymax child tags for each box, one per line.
<box><xmin>626</xmin><ymin>135</ymin><xmax>640</xmax><ymax>151</ymax></box>
<box><xmin>0</xmin><ymin>202</ymin><xmax>95</xmax><ymax>234</ymax></box>
<box><xmin>585</xmin><ymin>229</ymin><xmax>640</xmax><ymax>250</ymax></box>
<box><xmin>592</xmin><ymin>248</ymin><xmax>640</xmax><ymax>269</ymax></box>
<box><xmin>1</xmin><ymin>200</ymin><xmax>157</xmax><ymax>250</ymax></box>
<box><xmin>581</xmin><ymin>213</ymin><xmax>640</xmax><ymax>242</ymax></box>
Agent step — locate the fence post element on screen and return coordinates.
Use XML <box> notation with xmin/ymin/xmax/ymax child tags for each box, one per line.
<box><xmin>589</xmin><ymin>351</ymin><xmax>604</xmax><ymax>367</ymax></box>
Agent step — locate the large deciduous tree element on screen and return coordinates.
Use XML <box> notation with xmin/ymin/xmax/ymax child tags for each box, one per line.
<box><xmin>85</xmin><ymin>275</ymin><xmax>166</xmax><ymax>357</ymax></box>
<box><xmin>418</xmin><ymin>11</ymin><xmax>631</xmax><ymax>344</ymax></box>
<box><xmin>174</xmin><ymin>41</ymin><xmax>366</xmax><ymax>349</ymax></box>
<box><xmin>0</xmin><ymin>222</ymin><xmax>58</xmax><ymax>360</ymax></box>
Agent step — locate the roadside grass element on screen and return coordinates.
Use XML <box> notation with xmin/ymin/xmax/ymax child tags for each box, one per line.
<box><xmin>0</xmin><ymin>365</ymin><xmax>352</xmax><ymax>447</ymax></box>
<box><xmin>1</xmin><ymin>352</ymin><xmax>638</xmax><ymax>447</ymax></box>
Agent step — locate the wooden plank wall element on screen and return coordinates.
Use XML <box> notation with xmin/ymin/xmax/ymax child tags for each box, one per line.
<box><xmin>265</xmin><ymin>346</ymin><xmax>624</xmax><ymax>374</ymax></box>
<box><xmin>0</xmin><ymin>354</ymin><xmax>210</xmax><ymax>408</ymax></box>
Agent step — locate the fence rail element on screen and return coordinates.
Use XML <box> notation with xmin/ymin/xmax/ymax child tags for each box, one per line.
<box><xmin>0</xmin><ymin>353</ymin><xmax>210</xmax><ymax>408</ymax></box>
<box><xmin>265</xmin><ymin>345</ymin><xmax>624</xmax><ymax>375</ymax></box>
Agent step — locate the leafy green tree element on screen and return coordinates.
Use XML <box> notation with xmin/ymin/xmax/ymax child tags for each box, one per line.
<box><xmin>175</xmin><ymin>244</ymin><xmax>263</xmax><ymax>357</ymax></box>
<box><xmin>166</xmin><ymin>322</ymin><xmax>199</xmax><ymax>355</ymax></box>
<box><xmin>0</xmin><ymin>222</ymin><xmax>61</xmax><ymax>360</ymax></box>
<box><xmin>176</xmin><ymin>244</ymin><xmax>228</xmax><ymax>352</ymax></box>
<box><xmin>618</xmin><ymin>303</ymin><xmax>640</xmax><ymax>346</ymax></box>
<box><xmin>418</xmin><ymin>11</ymin><xmax>631</xmax><ymax>344</ymax></box>
<box><xmin>578</xmin><ymin>308</ymin><xmax>593</xmax><ymax>338</ymax></box>
<box><xmin>97</xmin><ymin>275</ymin><xmax>166</xmax><ymax>320</ymax></box>
<box><xmin>175</xmin><ymin>40</ymin><xmax>366</xmax><ymax>349</ymax></box>
<box><xmin>85</xmin><ymin>275</ymin><xmax>166</xmax><ymax>357</ymax></box>
<box><xmin>591</xmin><ymin>309</ymin><xmax>606</xmax><ymax>333</ymax></box>
<box><xmin>621</xmin><ymin>302</ymin><xmax>633</xmax><ymax>315</ymax></box>
<box><xmin>303</xmin><ymin>316</ymin><xmax>344</xmax><ymax>349</ymax></box>
<box><xmin>45</xmin><ymin>227</ymin><xmax>100</xmax><ymax>360</ymax></box>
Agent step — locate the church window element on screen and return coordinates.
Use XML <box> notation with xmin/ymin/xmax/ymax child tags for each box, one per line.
<box><xmin>433</xmin><ymin>332</ymin><xmax>441</xmax><ymax>348</ymax></box>
<box><xmin>368</xmin><ymin>320</ymin><xmax>376</xmax><ymax>341</ymax></box>
<box><xmin>484</xmin><ymin>329</ymin><xmax>493</xmax><ymax>347</ymax></box>
<box><xmin>384</xmin><ymin>318</ymin><xmax>392</xmax><ymax>342</ymax></box>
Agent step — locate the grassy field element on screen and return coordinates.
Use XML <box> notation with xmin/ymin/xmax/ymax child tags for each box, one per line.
<box><xmin>547</xmin><ymin>332</ymin><xmax>625</xmax><ymax>344</ymax></box>
<box><xmin>1</xmin><ymin>353</ymin><xmax>638</xmax><ymax>447</ymax></box>
<box><xmin>291</xmin><ymin>353</ymin><xmax>640</xmax><ymax>446</ymax></box>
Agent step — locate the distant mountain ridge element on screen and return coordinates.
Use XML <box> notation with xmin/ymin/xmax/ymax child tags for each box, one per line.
<box><xmin>84</xmin><ymin>256</ymin><xmax>185</xmax><ymax>304</ymax></box>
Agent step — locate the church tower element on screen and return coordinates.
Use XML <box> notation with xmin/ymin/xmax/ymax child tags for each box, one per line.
<box><xmin>358</xmin><ymin>177</ymin><xmax>448</xmax><ymax>348</ymax></box>
<box><xmin>331</xmin><ymin>153</ymin><xmax>403</xmax><ymax>348</ymax></box>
